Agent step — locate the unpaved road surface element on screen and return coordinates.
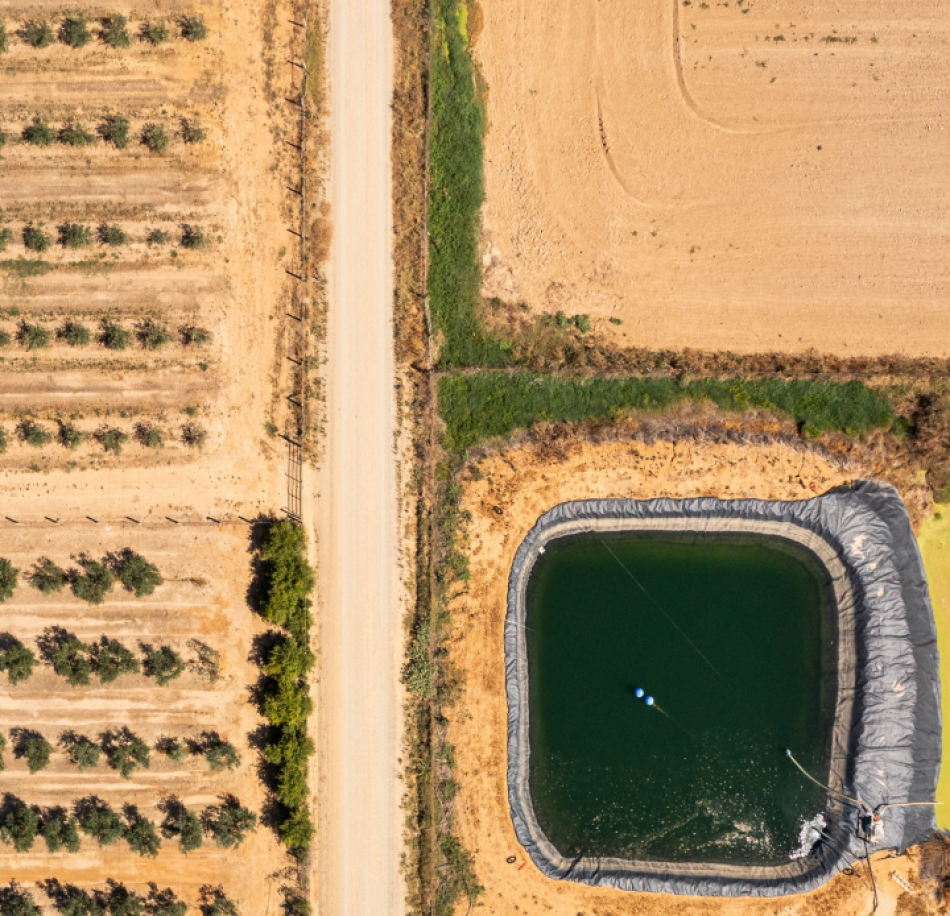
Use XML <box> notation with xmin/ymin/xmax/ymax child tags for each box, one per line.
<box><xmin>318</xmin><ymin>0</ymin><xmax>401</xmax><ymax>914</ymax></box>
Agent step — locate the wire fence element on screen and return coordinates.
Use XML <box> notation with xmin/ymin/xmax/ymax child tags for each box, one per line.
<box><xmin>283</xmin><ymin>11</ymin><xmax>310</xmax><ymax>522</ymax></box>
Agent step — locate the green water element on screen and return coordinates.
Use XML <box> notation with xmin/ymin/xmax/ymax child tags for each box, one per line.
<box><xmin>525</xmin><ymin>532</ymin><xmax>836</xmax><ymax>866</ymax></box>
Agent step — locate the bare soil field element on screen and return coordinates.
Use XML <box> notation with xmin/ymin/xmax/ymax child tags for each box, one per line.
<box><xmin>0</xmin><ymin>523</ymin><xmax>289</xmax><ymax>913</ymax></box>
<box><xmin>477</xmin><ymin>0</ymin><xmax>950</xmax><ymax>356</ymax></box>
<box><xmin>445</xmin><ymin>435</ymin><xmax>940</xmax><ymax>914</ymax></box>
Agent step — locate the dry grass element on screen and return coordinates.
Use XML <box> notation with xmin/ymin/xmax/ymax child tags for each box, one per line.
<box><xmin>391</xmin><ymin>0</ymin><xmax>428</xmax><ymax>369</ymax></box>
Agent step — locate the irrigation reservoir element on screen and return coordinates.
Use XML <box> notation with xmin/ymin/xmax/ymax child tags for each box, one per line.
<box><xmin>526</xmin><ymin>533</ymin><xmax>834</xmax><ymax>865</ymax></box>
<box><xmin>505</xmin><ymin>485</ymin><xmax>941</xmax><ymax>896</ymax></box>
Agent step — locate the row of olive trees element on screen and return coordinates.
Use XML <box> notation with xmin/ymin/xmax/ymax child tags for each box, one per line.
<box><xmin>0</xmin><ymin>319</ymin><xmax>212</xmax><ymax>350</ymax></box>
<box><xmin>0</xmin><ymin>793</ymin><xmax>255</xmax><ymax>857</ymax></box>
<box><xmin>0</xmin><ymin>631</ymin><xmax>187</xmax><ymax>688</ymax></box>
<box><xmin>0</xmin><ymin>727</ymin><xmax>238</xmax><ymax>777</ymax></box>
<box><xmin>0</xmin><ymin>880</ymin><xmax>239</xmax><ymax>916</ymax></box>
<box><xmin>0</xmin><ymin>551</ymin><xmax>160</xmax><ymax>607</ymax></box>
<box><xmin>0</xmin><ymin>223</ymin><xmax>209</xmax><ymax>252</ymax></box>
<box><xmin>0</xmin><ymin>420</ymin><xmax>208</xmax><ymax>454</ymax></box>
<box><xmin>0</xmin><ymin>631</ymin><xmax>220</xmax><ymax>689</ymax></box>
<box><xmin>0</xmin><ymin>116</ymin><xmax>206</xmax><ymax>154</ymax></box>
<box><xmin>0</xmin><ymin>14</ymin><xmax>207</xmax><ymax>51</ymax></box>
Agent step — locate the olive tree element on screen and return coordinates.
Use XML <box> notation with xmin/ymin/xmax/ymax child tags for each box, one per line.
<box><xmin>100</xmin><ymin>15</ymin><xmax>130</xmax><ymax>48</ymax></box>
<box><xmin>104</xmin><ymin>728</ymin><xmax>150</xmax><ymax>778</ymax></box>
<box><xmin>22</xmin><ymin>20</ymin><xmax>54</xmax><ymax>48</ymax></box>
<box><xmin>123</xmin><ymin>811</ymin><xmax>160</xmax><ymax>857</ymax></box>
<box><xmin>13</xmin><ymin>730</ymin><xmax>52</xmax><ymax>774</ymax></box>
<box><xmin>59</xmin><ymin>122</ymin><xmax>95</xmax><ymax>147</ymax></box>
<box><xmin>72</xmin><ymin>560</ymin><xmax>113</xmax><ymax>605</ymax></box>
<box><xmin>23</xmin><ymin>117</ymin><xmax>54</xmax><ymax>147</ymax></box>
<box><xmin>75</xmin><ymin>796</ymin><xmax>124</xmax><ymax>845</ymax></box>
<box><xmin>18</xmin><ymin>323</ymin><xmax>50</xmax><ymax>350</ymax></box>
<box><xmin>98</xmin><ymin>224</ymin><xmax>128</xmax><ymax>246</ymax></box>
<box><xmin>140</xmin><ymin>124</ymin><xmax>169</xmax><ymax>155</ymax></box>
<box><xmin>41</xmin><ymin>807</ymin><xmax>81</xmax><ymax>853</ymax></box>
<box><xmin>0</xmin><ymin>639</ymin><xmax>35</xmax><ymax>685</ymax></box>
<box><xmin>59</xmin><ymin>224</ymin><xmax>92</xmax><ymax>249</ymax></box>
<box><xmin>140</xmin><ymin>21</ymin><xmax>168</xmax><ymax>45</ymax></box>
<box><xmin>30</xmin><ymin>559</ymin><xmax>67</xmax><ymax>593</ymax></box>
<box><xmin>93</xmin><ymin>638</ymin><xmax>140</xmax><ymax>682</ymax></box>
<box><xmin>59</xmin><ymin>15</ymin><xmax>91</xmax><ymax>48</ymax></box>
<box><xmin>100</xmin><ymin>322</ymin><xmax>131</xmax><ymax>351</ymax></box>
<box><xmin>40</xmin><ymin>626</ymin><xmax>93</xmax><ymax>685</ymax></box>
<box><xmin>18</xmin><ymin>419</ymin><xmax>52</xmax><ymax>447</ymax></box>
<box><xmin>0</xmin><ymin>803</ymin><xmax>38</xmax><ymax>851</ymax></box>
<box><xmin>116</xmin><ymin>551</ymin><xmax>163</xmax><ymax>597</ymax></box>
<box><xmin>180</xmin><ymin>16</ymin><xmax>207</xmax><ymax>41</ymax></box>
<box><xmin>203</xmin><ymin>796</ymin><xmax>256</xmax><ymax>849</ymax></box>
<box><xmin>143</xmin><ymin>646</ymin><xmax>183</xmax><ymax>686</ymax></box>
<box><xmin>64</xmin><ymin>734</ymin><xmax>102</xmax><ymax>771</ymax></box>
<box><xmin>0</xmin><ymin>883</ymin><xmax>40</xmax><ymax>916</ymax></box>
<box><xmin>98</xmin><ymin>115</ymin><xmax>130</xmax><ymax>149</ymax></box>
<box><xmin>0</xmin><ymin>560</ymin><xmax>17</xmax><ymax>603</ymax></box>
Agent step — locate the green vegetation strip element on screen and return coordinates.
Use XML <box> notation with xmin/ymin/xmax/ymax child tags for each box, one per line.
<box><xmin>438</xmin><ymin>372</ymin><xmax>897</xmax><ymax>452</ymax></box>
<box><xmin>255</xmin><ymin>521</ymin><xmax>316</xmax><ymax>860</ymax></box>
<box><xmin>428</xmin><ymin>0</ymin><xmax>507</xmax><ymax>369</ymax></box>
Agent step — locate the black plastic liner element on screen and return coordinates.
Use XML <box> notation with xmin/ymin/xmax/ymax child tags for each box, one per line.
<box><xmin>505</xmin><ymin>481</ymin><xmax>941</xmax><ymax>896</ymax></box>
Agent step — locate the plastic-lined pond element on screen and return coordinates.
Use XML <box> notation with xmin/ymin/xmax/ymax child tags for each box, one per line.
<box><xmin>525</xmin><ymin>533</ymin><xmax>836</xmax><ymax>866</ymax></box>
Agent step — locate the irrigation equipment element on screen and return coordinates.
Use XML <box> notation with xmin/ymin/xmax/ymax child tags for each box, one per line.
<box><xmin>785</xmin><ymin>748</ymin><xmax>941</xmax><ymax>844</ymax></box>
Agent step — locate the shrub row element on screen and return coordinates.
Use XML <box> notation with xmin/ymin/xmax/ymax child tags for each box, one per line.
<box><xmin>0</xmin><ymin>727</ymin><xmax>238</xmax><ymax>777</ymax></box>
<box><xmin>0</xmin><ymin>15</ymin><xmax>207</xmax><ymax>51</ymax></box>
<box><xmin>437</xmin><ymin>372</ymin><xmax>898</xmax><ymax>452</ymax></box>
<box><xmin>0</xmin><ymin>793</ymin><xmax>254</xmax><ymax>857</ymax></box>
<box><xmin>0</xmin><ymin>116</ymin><xmax>206</xmax><ymax>154</ymax></box>
<box><xmin>256</xmin><ymin>521</ymin><xmax>315</xmax><ymax>858</ymax></box>
<box><xmin>0</xmin><ymin>551</ymin><xmax>160</xmax><ymax>606</ymax></box>
<box><xmin>0</xmin><ymin>223</ymin><xmax>208</xmax><ymax>252</ymax></box>
<box><xmin>0</xmin><ymin>319</ymin><xmax>211</xmax><ymax>350</ymax></box>
<box><xmin>0</xmin><ymin>420</ymin><xmax>207</xmax><ymax>454</ymax></box>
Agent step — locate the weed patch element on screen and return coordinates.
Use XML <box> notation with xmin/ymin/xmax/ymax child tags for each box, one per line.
<box><xmin>438</xmin><ymin>372</ymin><xmax>897</xmax><ymax>451</ymax></box>
<box><xmin>428</xmin><ymin>0</ymin><xmax>507</xmax><ymax>368</ymax></box>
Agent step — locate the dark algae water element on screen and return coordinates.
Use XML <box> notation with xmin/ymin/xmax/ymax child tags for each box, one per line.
<box><xmin>525</xmin><ymin>533</ymin><xmax>836</xmax><ymax>866</ymax></box>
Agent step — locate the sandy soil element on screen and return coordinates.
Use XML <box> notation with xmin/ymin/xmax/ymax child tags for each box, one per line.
<box><xmin>446</xmin><ymin>437</ymin><xmax>938</xmax><ymax>914</ymax></box>
<box><xmin>477</xmin><ymin>0</ymin><xmax>950</xmax><ymax>356</ymax></box>
<box><xmin>0</xmin><ymin>523</ymin><xmax>290</xmax><ymax>913</ymax></box>
<box><xmin>314</xmin><ymin>0</ymin><xmax>404</xmax><ymax>913</ymax></box>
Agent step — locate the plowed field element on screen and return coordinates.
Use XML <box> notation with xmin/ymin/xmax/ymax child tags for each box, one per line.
<box><xmin>478</xmin><ymin>0</ymin><xmax>950</xmax><ymax>356</ymax></box>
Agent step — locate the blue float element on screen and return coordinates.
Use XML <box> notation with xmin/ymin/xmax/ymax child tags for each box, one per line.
<box><xmin>645</xmin><ymin>696</ymin><xmax>655</xmax><ymax>706</ymax></box>
<box><xmin>635</xmin><ymin>688</ymin><xmax>645</xmax><ymax>698</ymax></box>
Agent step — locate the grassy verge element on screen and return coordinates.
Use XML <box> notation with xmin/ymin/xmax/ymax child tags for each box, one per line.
<box><xmin>428</xmin><ymin>0</ymin><xmax>506</xmax><ymax>368</ymax></box>
<box><xmin>252</xmin><ymin>520</ymin><xmax>315</xmax><ymax>913</ymax></box>
<box><xmin>917</xmin><ymin>514</ymin><xmax>950</xmax><ymax>829</ymax></box>
<box><xmin>438</xmin><ymin>371</ymin><xmax>898</xmax><ymax>452</ymax></box>
<box><xmin>403</xmin><ymin>456</ymin><xmax>483</xmax><ymax>916</ymax></box>
<box><xmin>392</xmin><ymin>0</ymin><xmax>429</xmax><ymax>367</ymax></box>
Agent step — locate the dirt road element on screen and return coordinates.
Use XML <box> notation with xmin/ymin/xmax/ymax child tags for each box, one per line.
<box><xmin>317</xmin><ymin>0</ymin><xmax>401</xmax><ymax>915</ymax></box>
